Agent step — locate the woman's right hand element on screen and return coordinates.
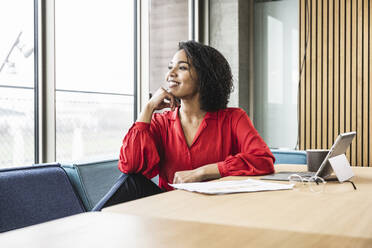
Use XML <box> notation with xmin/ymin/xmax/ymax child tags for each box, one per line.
<box><xmin>137</xmin><ymin>87</ymin><xmax>179</xmax><ymax>123</ymax></box>
<box><xmin>148</xmin><ymin>87</ymin><xmax>178</xmax><ymax>111</ymax></box>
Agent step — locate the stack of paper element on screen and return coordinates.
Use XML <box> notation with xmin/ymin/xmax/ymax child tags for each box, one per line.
<box><xmin>169</xmin><ymin>179</ymin><xmax>294</xmax><ymax>195</ymax></box>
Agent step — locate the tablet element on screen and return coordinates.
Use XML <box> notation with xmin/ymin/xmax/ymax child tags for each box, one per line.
<box><xmin>315</xmin><ymin>131</ymin><xmax>356</xmax><ymax>178</ymax></box>
<box><xmin>261</xmin><ymin>132</ymin><xmax>356</xmax><ymax>181</ymax></box>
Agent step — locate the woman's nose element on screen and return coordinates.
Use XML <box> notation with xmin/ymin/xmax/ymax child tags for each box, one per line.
<box><xmin>167</xmin><ymin>67</ymin><xmax>177</xmax><ymax>78</ymax></box>
<box><xmin>169</xmin><ymin>67</ymin><xmax>177</xmax><ymax>75</ymax></box>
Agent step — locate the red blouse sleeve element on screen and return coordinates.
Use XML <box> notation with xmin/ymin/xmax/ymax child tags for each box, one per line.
<box><xmin>118</xmin><ymin>116</ymin><xmax>163</xmax><ymax>179</ymax></box>
<box><xmin>217</xmin><ymin>110</ymin><xmax>275</xmax><ymax>177</ymax></box>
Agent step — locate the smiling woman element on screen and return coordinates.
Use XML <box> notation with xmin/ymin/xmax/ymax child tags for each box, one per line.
<box><xmin>96</xmin><ymin>41</ymin><xmax>275</xmax><ymax>209</ymax></box>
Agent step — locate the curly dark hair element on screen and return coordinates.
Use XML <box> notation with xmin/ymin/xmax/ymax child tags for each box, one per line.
<box><xmin>178</xmin><ymin>40</ymin><xmax>233</xmax><ymax>112</ymax></box>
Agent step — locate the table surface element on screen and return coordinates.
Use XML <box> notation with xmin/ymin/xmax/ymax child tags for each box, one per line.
<box><xmin>0</xmin><ymin>211</ymin><xmax>371</xmax><ymax>248</ymax></box>
<box><xmin>2</xmin><ymin>164</ymin><xmax>372</xmax><ymax>248</ymax></box>
<box><xmin>103</xmin><ymin>164</ymin><xmax>372</xmax><ymax>246</ymax></box>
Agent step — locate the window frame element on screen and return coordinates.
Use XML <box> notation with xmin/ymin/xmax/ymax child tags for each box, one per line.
<box><xmin>35</xmin><ymin>0</ymin><xmax>199</xmax><ymax>163</ymax></box>
<box><xmin>137</xmin><ymin>0</ymin><xmax>200</xmax><ymax>113</ymax></box>
<box><xmin>34</xmin><ymin>0</ymin><xmax>39</xmax><ymax>163</ymax></box>
<box><xmin>37</xmin><ymin>0</ymin><xmax>138</xmax><ymax>163</ymax></box>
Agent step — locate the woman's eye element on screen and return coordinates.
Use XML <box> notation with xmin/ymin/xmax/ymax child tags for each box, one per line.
<box><xmin>179</xmin><ymin>66</ymin><xmax>188</xmax><ymax>70</ymax></box>
<box><xmin>167</xmin><ymin>65</ymin><xmax>173</xmax><ymax>70</ymax></box>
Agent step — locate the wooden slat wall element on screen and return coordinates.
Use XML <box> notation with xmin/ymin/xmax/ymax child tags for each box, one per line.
<box><xmin>299</xmin><ymin>0</ymin><xmax>371</xmax><ymax>166</ymax></box>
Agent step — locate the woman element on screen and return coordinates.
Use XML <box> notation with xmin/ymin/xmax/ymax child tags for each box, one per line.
<box><xmin>97</xmin><ymin>41</ymin><xmax>274</xmax><ymax>208</ymax></box>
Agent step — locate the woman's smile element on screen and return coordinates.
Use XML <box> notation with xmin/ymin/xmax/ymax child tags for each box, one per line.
<box><xmin>168</xmin><ymin>80</ymin><xmax>180</xmax><ymax>88</ymax></box>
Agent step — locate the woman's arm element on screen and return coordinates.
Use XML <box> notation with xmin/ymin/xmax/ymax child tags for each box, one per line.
<box><xmin>173</xmin><ymin>163</ymin><xmax>221</xmax><ymax>184</ymax></box>
<box><xmin>216</xmin><ymin>110</ymin><xmax>275</xmax><ymax>177</ymax></box>
<box><xmin>119</xmin><ymin>87</ymin><xmax>179</xmax><ymax>177</ymax></box>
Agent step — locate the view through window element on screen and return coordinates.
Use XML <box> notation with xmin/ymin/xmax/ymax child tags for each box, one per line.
<box><xmin>55</xmin><ymin>0</ymin><xmax>135</xmax><ymax>162</ymax></box>
<box><xmin>0</xmin><ymin>0</ymin><xmax>35</xmax><ymax>168</ymax></box>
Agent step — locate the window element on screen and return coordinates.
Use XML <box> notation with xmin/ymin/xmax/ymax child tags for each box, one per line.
<box><xmin>0</xmin><ymin>0</ymin><xmax>35</xmax><ymax>168</ymax></box>
<box><xmin>55</xmin><ymin>0</ymin><xmax>135</xmax><ymax>162</ymax></box>
<box><xmin>253</xmin><ymin>0</ymin><xmax>299</xmax><ymax>149</ymax></box>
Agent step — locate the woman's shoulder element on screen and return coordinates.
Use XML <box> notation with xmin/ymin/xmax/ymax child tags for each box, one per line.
<box><xmin>216</xmin><ymin>108</ymin><xmax>254</xmax><ymax>130</ymax></box>
<box><xmin>152</xmin><ymin>109</ymin><xmax>178</xmax><ymax>122</ymax></box>
<box><xmin>217</xmin><ymin>107</ymin><xmax>247</xmax><ymax>118</ymax></box>
<box><xmin>215</xmin><ymin>108</ymin><xmax>253</xmax><ymax>127</ymax></box>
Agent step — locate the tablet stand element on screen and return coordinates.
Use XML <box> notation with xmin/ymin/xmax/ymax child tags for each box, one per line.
<box><xmin>328</xmin><ymin>154</ymin><xmax>354</xmax><ymax>182</ymax></box>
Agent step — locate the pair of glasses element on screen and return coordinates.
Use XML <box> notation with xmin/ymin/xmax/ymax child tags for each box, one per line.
<box><xmin>288</xmin><ymin>174</ymin><xmax>326</xmax><ymax>193</ymax></box>
<box><xmin>288</xmin><ymin>174</ymin><xmax>357</xmax><ymax>192</ymax></box>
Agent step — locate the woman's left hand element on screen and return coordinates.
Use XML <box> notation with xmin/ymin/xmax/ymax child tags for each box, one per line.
<box><xmin>173</xmin><ymin>164</ymin><xmax>221</xmax><ymax>184</ymax></box>
<box><xmin>173</xmin><ymin>168</ymin><xmax>204</xmax><ymax>184</ymax></box>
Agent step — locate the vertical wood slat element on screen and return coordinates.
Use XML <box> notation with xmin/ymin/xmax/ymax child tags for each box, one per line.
<box><xmin>363</xmin><ymin>0</ymin><xmax>369</xmax><ymax>167</ymax></box>
<box><xmin>318</xmin><ymin>0</ymin><xmax>332</xmax><ymax>149</ymax></box>
<box><xmin>339</xmin><ymin>0</ymin><xmax>345</xmax><ymax>138</ymax></box>
<box><xmin>311</xmin><ymin>0</ymin><xmax>317</xmax><ymax>149</ymax></box>
<box><xmin>345</xmin><ymin>0</ymin><xmax>351</xmax><ymax>160</ymax></box>
<box><xmin>368</xmin><ymin>1</ymin><xmax>372</xmax><ymax>166</ymax></box>
<box><xmin>351</xmin><ymin>0</ymin><xmax>357</xmax><ymax>165</ymax></box>
<box><xmin>306</xmin><ymin>0</ymin><xmax>311</xmax><ymax>149</ymax></box>
<box><xmin>326</xmin><ymin>0</ymin><xmax>332</xmax><ymax>149</ymax></box>
<box><xmin>357</xmin><ymin>0</ymin><xmax>363</xmax><ymax>166</ymax></box>
<box><xmin>299</xmin><ymin>0</ymin><xmax>371</xmax><ymax>166</ymax></box>
<box><xmin>316</xmin><ymin>0</ymin><xmax>323</xmax><ymax>149</ymax></box>
<box><xmin>300</xmin><ymin>0</ymin><xmax>306</xmax><ymax>150</ymax></box>
<box><xmin>334</xmin><ymin>0</ymin><xmax>340</xmax><ymax>148</ymax></box>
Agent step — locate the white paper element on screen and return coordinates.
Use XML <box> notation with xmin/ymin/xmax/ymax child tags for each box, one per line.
<box><xmin>169</xmin><ymin>179</ymin><xmax>294</xmax><ymax>194</ymax></box>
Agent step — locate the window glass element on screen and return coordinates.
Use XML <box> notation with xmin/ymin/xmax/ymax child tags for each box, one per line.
<box><xmin>56</xmin><ymin>92</ymin><xmax>133</xmax><ymax>161</ymax></box>
<box><xmin>0</xmin><ymin>0</ymin><xmax>35</xmax><ymax>168</ymax></box>
<box><xmin>55</xmin><ymin>0</ymin><xmax>134</xmax><ymax>162</ymax></box>
<box><xmin>149</xmin><ymin>0</ymin><xmax>189</xmax><ymax>94</ymax></box>
<box><xmin>254</xmin><ymin>0</ymin><xmax>299</xmax><ymax>149</ymax></box>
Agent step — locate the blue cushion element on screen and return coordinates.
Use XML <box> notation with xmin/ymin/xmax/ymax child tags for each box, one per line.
<box><xmin>62</xmin><ymin>160</ymin><xmax>122</xmax><ymax>211</ymax></box>
<box><xmin>271</xmin><ymin>149</ymin><xmax>307</xmax><ymax>164</ymax></box>
<box><xmin>0</xmin><ymin>164</ymin><xmax>85</xmax><ymax>233</ymax></box>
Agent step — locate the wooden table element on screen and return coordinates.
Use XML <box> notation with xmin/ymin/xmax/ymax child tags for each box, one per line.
<box><xmin>0</xmin><ymin>212</ymin><xmax>265</xmax><ymax>248</ymax></box>
<box><xmin>103</xmin><ymin>164</ymin><xmax>372</xmax><ymax>247</ymax></box>
<box><xmin>1</xmin><ymin>211</ymin><xmax>370</xmax><ymax>248</ymax></box>
<box><xmin>2</xmin><ymin>164</ymin><xmax>372</xmax><ymax>247</ymax></box>
<box><xmin>1</xmin><ymin>211</ymin><xmax>362</xmax><ymax>248</ymax></box>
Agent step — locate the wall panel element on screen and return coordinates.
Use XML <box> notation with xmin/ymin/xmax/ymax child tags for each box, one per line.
<box><xmin>299</xmin><ymin>0</ymin><xmax>371</xmax><ymax>166</ymax></box>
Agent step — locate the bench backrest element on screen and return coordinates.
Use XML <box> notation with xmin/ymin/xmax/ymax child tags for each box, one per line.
<box><xmin>0</xmin><ymin>164</ymin><xmax>85</xmax><ymax>233</ymax></box>
<box><xmin>62</xmin><ymin>160</ymin><xmax>122</xmax><ymax>210</ymax></box>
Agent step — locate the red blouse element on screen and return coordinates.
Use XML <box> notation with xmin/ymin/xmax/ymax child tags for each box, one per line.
<box><xmin>119</xmin><ymin>107</ymin><xmax>275</xmax><ymax>191</ymax></box>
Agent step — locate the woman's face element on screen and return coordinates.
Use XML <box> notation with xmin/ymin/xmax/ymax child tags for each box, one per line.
<box><xmin>166</xmin><ymin>49</ymin><xmax>198</xmax><ymax>99</ymax></box>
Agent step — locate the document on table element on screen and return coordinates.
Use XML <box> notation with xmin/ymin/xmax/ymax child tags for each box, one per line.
<box><xmin>169</xmin><ymin>179</ymin><xmax>294</xmax><ymax>194</ymax></box>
